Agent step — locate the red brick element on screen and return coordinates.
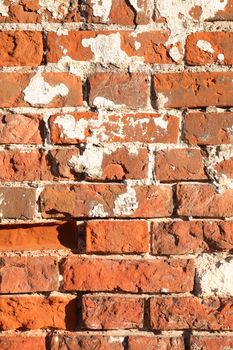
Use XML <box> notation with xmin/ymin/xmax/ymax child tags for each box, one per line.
<box><xmin>47</xmin><ymin>31</ymin><xmax>180</xmax><ymax>64</ymax></box>
<box><xmin>0</xmin><ymin>335</ymin><xmax>46</xmax><ymax>350</ymax></box>
<box><xmin>152</xmin><ymin>221</ymin><xmax>233</xmax><ymax>254</ymax></box>
<box><xmin>0</xmin><ymin>256</ymin><xmax>58</xmax><ymax>293</ymax></box>
<box><xmin>42</xmin><ymin>1</ymin><xmax>80</xmax><ymax>22</ymax></box>
<box><xmin>0</xmin><ymin>114</ymin><xmax>43</xmax><ymax>144</ymax></box>
<box><xmin>177</xmin><ymin>183</ymin><xmax>233</xmax><ymax>217</ymax></box>
<box><xmin>49</xmin><ymin>113</ymin><xmax>180</xmax><ymax>144</ymax></box>
<box><xmin>208</xmin><ymin>0</ymin><xmax>233</xmax><ymax>20</ymax></box>
<box><xmin>153</xmin><ymin>72</ymin><xmax>233</xmax><ymax>108</ymax></box>
<box><xmin>62</xmin><ymin>256</ymin><xmax>194</xmax><ymax>293</ymax></box>
<box><xmin>89</xmin><ymin>73</ymin><xmax>148</xmax><ymax>109</ymax></box>
<box><xmin>150</xmin><ymin>296</ymin><xmax>233</xmax><ymax>330</ymax></box>
<box><xmin>84</xmin><ymin>0</ymin><xmax>150</xmax><ymax>25</ymax></box>
<box><xmin>0</xmin><ymin>31</ymin><xmax>43</xmax><ymax>66</ymax></box>
<box><xmin>128</xmin><ymin>336</ymin><xmax>185</xmax><ymax>350</ymax></box>
<box><xmin>86</xmin><ymin>220</ymin><xmax>149</xmax><ymax>254</ymax></box>
<box><xmin>0</xmin><ymin>72</ymin><xmax>82</xmax><ymax>108</ymax></box>
<box><xmin>40</xmin><ymin>184</ymin><xmax>173</xmax><ymax>218</ymax></box>
<box><xmin>0</xmin><ymin>1</ymin><xmax>42</xmax><ymax>23</ymax></box>
<box><xmin>0</xmin><ymin>222</ymin><xmax>77</xmax><ymax>251</ymax></box>
<box><xmin>0</xmin><ymin>150</ymin><xmax>51</xmax><ymax>181</ymax></box>
<box><xmin>82</xmin><ymin>295</ymin><xmax>144</xmax><ymax>329</ymax></box>
<box><xmin>50</xmin><ymin>146</ymin><xmax>148</xmax><ymax>181</ymax></box>
<box><xmin>0</xmin><ymin>295</ymin><xmax>77</xmax><ymax>330</ymax></box>
<box><xmin>152</xmin><ymin>221</ymin><xmax>205</xmax><ymax>255</ymax></box>
<box><xmin>0</xmin><ymin>187</ymin><xmax>36</xmax><ymax>219</ymax></box>
<box><xmin>50</xmin><ymin>334</ymin><xmax>124</xmax><ymax>350</ymax></box>
<box><xmin>155</xmin><ymin>148</ymin><xmax>207</xmax><ymax>181</ymax></box>
<box><xmin>184</xmin><ymin>112</ymin><xmax>233</xmax><ymax>145</ymax></box>
<box><xmin>213</xmin><ymin>156</ymin><xmax>233</xmax><ymax>179</ymax></box>
<box><xmin>203</xmin><ymin>221</ymin><xmax>233</xmax><ymax>251</ymax></box>
<box><xmin>190</xmin><ymin>334</ymin><xmax>233</xmax><ymax>350</ymax></box>
<box><xmin>186</xmin><ymin>32</ymin><xmax>233</xmax><ymax>65</ymax></box>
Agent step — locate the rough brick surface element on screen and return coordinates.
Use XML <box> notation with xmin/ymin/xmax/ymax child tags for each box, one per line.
<box><xmin>190</xmin><ymin>335</ymin><xmax>233</xmax><ymax>349</ymax></box>
<box><xmin>50</xmin><ymin>334</ymin><xmax>124</xmax><ymax>350</ymax></box>
<box><xmin>177</xmin><ymin>183</ymin><xmax>233</xmax><ymax>217</ymax></box>
<box><xmin>152</xmin><ymin>221</ymin><xmax>233</xmax><ymax>255</ymax></box>
<box><xmin>40</xmin><ymin>184</ymin><xmax>173</xmax><ymax>218</ymax></box>
<box><xmin>184</xmin><ymin>112</ymin><xmax>233</xmax><ymax>145</ymax></box>
<box><xmin>89</xmin><ymin>73</ymin><xmax>149</xmax><ymax>109</ymax></box>
<box><xmin>128</xmin><ymin>336</ymin><xmax>185</xmax><ymax>350</ymax></box>
<box><xmin>0</xmin><ymin>295</ymin><xmax>77</xmax><ymax>330</ymax></box>
<box><xmin>82</xmin><ymin>295</ymin><xmax>144</xmax><ymax>329</ymax></box>
<box><xmin>62</xmin><ymin>256</ymin><xmax>194</xmax><ymax>293</ymax></box>
<box><xmin>0</xmin><ymin>114</ymin><xmax>43</xmax><ymax>144</ymax></box>
<box><xmin>0</xmin><ymin>31</ymin><xmax>43</xmax><ymax>66</ymax></box>
<box><xmin>0</xmin><ymin>72</ymin><xmax>82</xmax><ymax>108</ymax></box>
<box><xmin>153</xmin><ymin>72</ymin><xmax>233</xmax><ymax>108</ymax></box>
<box><xmin>3</xmin><ymin>0</ymin><xmax>233</xmax><ymax>346</ymax></box>
<box><xmin>86</xmin><ymin>220</ymin><xmax>149</xmax><ymax>254</ymax></box>
<box><xmin>84</xmin><ymin>0</ymin><xmax>150</xmax><ymax>25</ymax></box>
<box><xmin>50</xmin><ymin>146</ymin><xmax>148</xmax><ymax>181</ymax></box>
<box><xmin>0</xmin><ymin>255</ymin><xmax>58</xmax><ymax>293</ymax></box>
<box><xmin>155</xmin><ymin>148</ymin><xmax>207</xmax><ymax>181</ymax></box>
<box><xmin>0</xmin><ymin>335</ymin><xmax>46</xmax><ymax>350</ymax></box>
<box><xmin>47</xmin><ymin>31</ymin><xmax>180</xmax><ymax>64</ymax></box>
<box><xmin>150</xmin><ymin>297</ymin><xmax>233</xmax><ymax>330</ymax></box>
<box><xmin>0</xmin><ymin>222</ymin><xmax>77</xmax><ymax>251</ymax></box>
<box><xmin>0</xmin><ymin>150</ymin><xmax>51</xmax><ymax>181</ymax></box>
<box><xmin>50</xmin><ymin>113</ymin><xmax>180</xmax><ymax>144</ymax></box>
<box><xmin>0</xmin><ymin>187</ymin><xmax>36</xmax><ymax>219</ymax></box>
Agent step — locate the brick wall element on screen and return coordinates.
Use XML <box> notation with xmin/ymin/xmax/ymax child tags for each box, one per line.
<box><xmin>0</xmin><ymin>1</ymin><xmax>233</xmax><ymax>349</ymax></box>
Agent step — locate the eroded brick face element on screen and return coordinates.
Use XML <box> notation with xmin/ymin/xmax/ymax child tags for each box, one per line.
<box><xmin>2</xmin><ymin>0</ymin><xmax>233</xmax><ymax>348</ymax></box>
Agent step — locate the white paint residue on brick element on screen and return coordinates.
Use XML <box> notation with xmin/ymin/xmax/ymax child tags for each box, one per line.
<box><xmin>196</xmin><ymin>254</ymin><xmax>233</xmax><ymax>296</ymax></box>
<box><xmin>156</xmin><ymin>0</ymin><xmax>227</xmax><ymax>44</ymax></box>
<box><xmin>0</xmin><ymin>0</ymin><xmax>8</xmax><ymax>16</ymax></box>
<box><xmin>82</xmin><ymin>33</ymin><xmax>131</xmax><ymax>66</ymax></box>
<box><xmin>156</xmin><ymin>93</ymin><xmax>168</xmax><ymax>109</ymax></box>
<box><xmin>218</xmin><ymin>53</ymin><xmax>225</xmax><ymax>61</ymax></box>
<box><xmin>90</xmin><ymin>203</ymin><xmax>109</xmax><ymax>217</ymax></box>
<box><xmin>23</xmin><ymin>73</ymin><xmax>69</xmax><ymax>106</ymax></box>
<box><xmin>68</xmin><ymin>144</ymin><xmax>104</xmax><ymax>178</ymax></box>
<box><xmin>127</xmin><ymin>144</ymin><xmax>139</xmax><ymax>155</ymax></box>
<box><xmin>205</xmin><ymin>145</ymin><xmax>233</xmax><ymax>193</ymax></box>
<box><xmin>169</xmin><ymin>46</ymin><xmax>182</xmax><ymax>62</ymax></box>
<box><xmin>54</xmin><ymin>115</ymin><xmax>88</xmax><ymax>140</ymax></box>
<box><xmin>0</xmin><ymin>193</ymin><xmax>4</xmax><ymax>218</ymax></box>
<box><xmin>197</xmin><ymin>40</ymin><xmax>214</xmax><ymax>53</ymax></box>
<box><xmin>39</xmin><ymin>0</ymin><xmax>70</xmax><ymax>19</ymax></box>
<box><xmin>109</xmin><ymin>337</ymin><xmax>125</xmax><ymax>344</ymax></box>
<box><xmin>154</xmin><ymin>116</ymin><xmax>168</xmax><ymax>130</ymax></box>
<box><xmin>134</xmin><ymin>41</ymin><xmax>141</xmax><ymax>50</ymax></box>
<box><xmin>93</xmin><ymin>96</ymin><xmax>124</xmax><ymax>110</ymax></box>
<box><xmin>128</xmin><ymin>0</ymin><xmax>142</xmax><ymax>12</ymax></box>
<box><xmin>113</xmin><ymin>186</ymin><xmax>138</xmax><ymax>216</ymax></box>
<box><xmin>91</xmin><ymin>0</ymin><xmax>112</xmax><ymax>22</ymax></box>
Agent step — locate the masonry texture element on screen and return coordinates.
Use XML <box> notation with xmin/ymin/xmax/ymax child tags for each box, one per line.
<box><xmin>1</xmin><ymin>0</ymin><xmax>233</xmax><ymax>349</ymax></box>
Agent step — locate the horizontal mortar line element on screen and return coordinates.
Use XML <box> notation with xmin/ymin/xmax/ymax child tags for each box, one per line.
<box><xmin>0</xmin><ymin>143</ymin><xmax>204</xmax><ymax>151</ymax></box>
<box><xmin>3</xmin><ymin>63</ymin><xmax>233</xmax><ymax>74</ymax></box>
<box><xmin>2</xmin><ymin>106</ymin><xmax>233</xmax><ymax>115</ymax></box>
<box><xmin>1</xmin><ymin>20</ymin><xmax>233</xmax><ymax>32</ymax></box>
<box><xmin>0</xmin><ymin>23</ymin><xmax>166</xmax><ymax>31</ymax></box>
<box><xmin>0</xmin><ymin>291</ymin><xmax>77</xmax><ymax>298</ymax></box>
<box><xmin>0</xmin><ymin>251</ymin><xmax>199</xmax><ymax>260</ymax></box>
<box><xmin>0</xmin><ymin>329</ymin><xmax>185</xmax><ymax>337</ymax></box>
<box><xmin>69</xmin><ymin>291</ymin><xmax>194</xmax><ymax>298</ymax></box>
<box><xmin>0</xmin><ymin>179</ymin><xmax>177</xmax><ymax>185</ymax></box>
<box><xmin>0</xmin><ymin>216</ymin><xmax>231</xmax><ymax>225</ymax></box>
<box><xmin>192</xmin><ymin>330</ymin><xmax>233</xmax><ymax>336</ymax></box>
